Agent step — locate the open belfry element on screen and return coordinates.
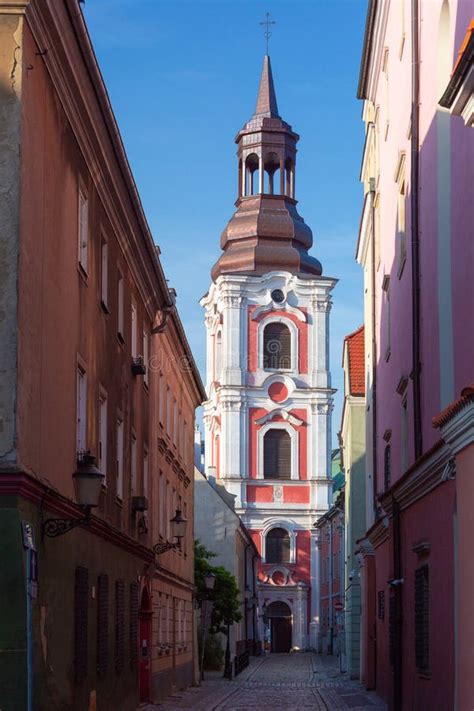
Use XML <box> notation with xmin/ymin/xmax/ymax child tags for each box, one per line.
<box><xmin>201</xmin><ymin>54</ymin><xmax>336</xmax><ymax>651</ymax></box>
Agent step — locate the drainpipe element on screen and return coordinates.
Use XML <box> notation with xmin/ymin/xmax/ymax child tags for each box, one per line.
<box><xmin>392</xmin><ymin>498</ymin><xmax>403</xmax><ymax>710</ymax></box>
<box><xmin>369</xmin><ymin>172</ymin><xmax>378</xmax><ymax>517</ymax></box>
<box><xmin>411</xmin><ymin>0</ymin><xmax>422</xmax><ymax>459</ymax></box>
<box><xmin>329</xmin><ymin>522</ymin><xmax>334</xmax><ymax>655</ymax></box>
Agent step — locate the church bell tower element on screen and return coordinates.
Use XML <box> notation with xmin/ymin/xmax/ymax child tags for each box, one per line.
<box><xmin>201</xmin><ymin>54</ymin><xmax>336</xmax><ymax>651</ymax></box>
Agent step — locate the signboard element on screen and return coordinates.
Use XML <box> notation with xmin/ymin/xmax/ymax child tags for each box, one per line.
<box><xmin>334</xmin><ymin>601</ymin><xmax>344</xmax><ymax>613</ymax></box>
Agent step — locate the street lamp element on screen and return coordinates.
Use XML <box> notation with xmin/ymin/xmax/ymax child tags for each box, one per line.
<box><xmin>42</xmin><ymin>452</ymin><xmax>104</xmax><ymax>539</ymax></box>
<box><xmin>153</xmin><ymin>509</ymin><xmax>188</xmax><ymax>555</ymax></box>
<box><xmin>204</xmin><ymin>571</ymin><xmax>216</xmax><ymax>591</ymax></box>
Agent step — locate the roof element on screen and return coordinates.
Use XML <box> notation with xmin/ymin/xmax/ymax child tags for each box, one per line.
<box><xmin>439</xmin><ymin>17</ymin><xmax>474</xmax><ymax>108</ymax></box>
<box><xmin>344</xmin><ymin>325</ymin><xmax>365</xmax><ymax>396</ymax></box>
<box><xmin>432</xmin><ymin>384</ymin><xmax>474</xmax><ymax>429</ymax></box>
<box><xmin>255</xmin><ymin>55</ymin><xmax>280</xmax><ymax>118</ymax></box>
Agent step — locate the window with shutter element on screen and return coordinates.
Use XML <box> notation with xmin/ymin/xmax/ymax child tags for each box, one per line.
<box><xmin>415</xmin><ymin>565</ymin><xmax>429</xmax><ymax>671</ymax></box>
<box><xmin>266</xmin><ymin>528</ymin><xmax>291</xmax><ymax>563</ymax></box>
<box><xmin>97</xmin><ymin>574</ymin><xmax>109</xmax><ymax>676</ymax></box>
<box><xmin>263</xmin><ymin>322</ymin><xmax>292</xmax><ymax>369</ymax></box>
<box><xmin>74</xmin><ymin>566</ymin><xmax>89</xmax><ymax>683</ymax></box>
<box><xmin>264</xmin><ymin>429</ymin><xmax>291</xmax><ymax>479</ymax></box>
<box><xmin>130</xmin><ymin>582</ymin><xmax>139</xmax><ymax>670</ymax></box>
<box><xmin>115</xmin><ymin>579</ymin><xmax>125</xmax><ymax>673</ymax></box>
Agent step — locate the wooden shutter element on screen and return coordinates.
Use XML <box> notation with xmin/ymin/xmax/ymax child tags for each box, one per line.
<box><xmin>415</xmin><ymin>565</ymin><xmax>429</xmax><ymax>670</ymax></box>
<box><xmin>264</xmin><ymin>429</ymin><xmax>291</xmax><ymax>479</ymax></box>
<box><xmin>97</xmin><ymin>574</ymin><xmax>109</xmax><ymax>676</ymax></box>
<box><xmin>266</xmin><ymin>528</ymin><xmax>290</xmax><ymax>564</ymax></box>
<box><xmin>115</xmin><ymin>579</ymin><xmax>125</xmax><ymax>673</ymax></box>
<box><xmin>74</xmin><ymin>566</ymin><xmax>89</xmax><ymax>684</ymax></box>
<box><xmin>129</xmin><ymin>582</ymin><xmax>139</xmax><ymax>670</ymax></box>
<box><xmin>263</xmin><ymin>323</ymin><xmax>291</xmax><ymax>369</ymax></box>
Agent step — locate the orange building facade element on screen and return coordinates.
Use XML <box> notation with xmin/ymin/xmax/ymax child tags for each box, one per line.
<box><xmin>0</xmin><ymin>2</ymin><xmax>204</xmax><ymax>709</ymax></box>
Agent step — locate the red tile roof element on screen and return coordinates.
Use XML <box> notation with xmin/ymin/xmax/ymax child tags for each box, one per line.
<box><xmin>453</xmin><ymin>17</ymin><xmax>474</xmax><ymax>74</ymax></box>
<box><xmin>344</xmin><ymin>325</ymin><xmax>365</xmax><ymax>396</ymax></box>
<box><xmin>432</xmin><ymin>384</ymin><xmax>474</xmax><ymax>429</ymax></box>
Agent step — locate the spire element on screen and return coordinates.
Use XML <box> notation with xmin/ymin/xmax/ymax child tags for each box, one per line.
<box><xmin>254</xmin><ymin>55</ymin><xmax>279</xmax><ymax>118</ymax></box>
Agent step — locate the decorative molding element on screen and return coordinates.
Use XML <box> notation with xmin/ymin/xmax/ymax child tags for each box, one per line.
<box><xmin>256</xmin><ymin>421</ymin><xmax>299</xmax><ymax>481</ymax></box>
<box><xmin>314</xmin><ymin>298</ymin><xmax>332</xmax><ymax>313</ymax></box>
<box><xmin>412</xmin><ymin>541</ymin><xmax>431</xmax><ymax>558</ymax></box>
<box><xmin>437</xmin><ymin>400</ymin><xmax>474</xmax><ymax>456</ymax></box>
<box><xmin>251</xmin><ymin>300</ymin><xmax>306</xmax><ymax>323</ymax></box>
<box><xmin>221</xmin><ymin>295</ymin><xmax>242</xmax><ymax>308</ymax></box>
<box><xmin>255</xmin><ymin>409</ymin><xmax>304</xmax><ymax>427</ymax></box>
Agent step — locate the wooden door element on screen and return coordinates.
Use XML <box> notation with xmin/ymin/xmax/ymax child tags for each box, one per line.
<box><xmin>271</xmin><ymin>617</ymin><xmax>292</xmax><ymax>653</ymax></box>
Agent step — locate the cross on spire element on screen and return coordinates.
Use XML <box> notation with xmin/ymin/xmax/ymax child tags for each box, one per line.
<box><xmin>260</xmin><ymin>12</ymin><xmax>276</xmax><ymax>55</ymax></box>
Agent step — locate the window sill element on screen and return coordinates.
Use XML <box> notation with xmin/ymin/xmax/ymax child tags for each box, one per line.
<box><xmin>398</xmin><ymin>255</ymin><xmax>406</xmax><ymax>280</ymax></box>
<box><xmin>115</xmin><ymin>495</ymin><xmax>124</xmax><ymax>507</ymax></box>
<box><xmin>117</xmin><ymin>332</ymin><xmax>125</xmax><ymax>346</ymax></box>
<box><xmin>100</xmin><ymin>300</ymin><xmax>110</xmax><ymax>315</ymax></box>
<box><xmin>385</xmin><ymin>347</ymin><xmax>391</xmax><ymax>363</ymax></box>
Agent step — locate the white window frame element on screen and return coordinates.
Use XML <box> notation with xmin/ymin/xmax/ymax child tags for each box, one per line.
<box><xmin>131</xmin><ymin>299</ymin><xmax>138</xmax><ymax>359</ymax></box>
<box><xmin>258</xmin><ymin>316</ymin><xmax>298</xmax><ymax>372</ymax></box>
<box><xmin>116</xmin><ymin>416</ymin><xmax>124</xmax><ymax>499</ymax></box>
<box><xmin>143</xmin><ymin>328</ymin><xmax>149</xmax><ymax>386</ymax></box>
<box><xmin>131</xmin><ymin>434</ymin><xmax>137</xmax><ymax>495</ymax></box>
<box><xmin>257</xmin><ymin>421</ymin><xmax>299</xmax><ymax>480</ymax></box>
<box><xmin>260</xmin><ymin>520</ymin><xmax>297</xmax><ymax>564</ymax></box>
<box><xmin>78</xmin><ymin>185</ymin><xmax>89</xmax><ymax>273</ymax></box>
<box><xmin>117</xmin><ymin>271</ymin><xmax>124</xmax><ymax>339</ymax></box>
<box><xmin>143</xmin><ymin>447</ymin><xmax>149</xmax><ymax>497</ymax></box>
<box><xmin>100</xmin><ymin>237</ymin><xmax>108</xmax><ymax>308</ymax></box>
<box><xmin>98</xmin><ymin>390</ymin><xmax>107</xmax><ymax>484</ymax></box>
<box><xmin>76</xmin><ymin>365</ymin><xmax>87</xmax><ymax>453</ymax></box>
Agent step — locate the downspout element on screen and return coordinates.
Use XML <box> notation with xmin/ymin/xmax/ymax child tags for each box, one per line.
<box><xmin>369</xmin><ymin>173</ymin><xmax>378</xmax><ymax>517</ymax></box>
<box><xmin>392</xmin><ymin>498</ymin><xmax>403</xmax><ymax>711</ymax></box>
<box><xmin>329</xmin><ymin>522</ymin><xmax>334</xmax><ymax>655</ymax></box>
<box><xmin>411</xmin><ymin>0</ymin><xmax>422</xmax><ymax>459</ymax></box>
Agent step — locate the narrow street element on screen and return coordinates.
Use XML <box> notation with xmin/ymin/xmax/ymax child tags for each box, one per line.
<box><xmin>141</xmin><ymin>654</ymin><xmax>387</xmax><ymax>710</ymax></box>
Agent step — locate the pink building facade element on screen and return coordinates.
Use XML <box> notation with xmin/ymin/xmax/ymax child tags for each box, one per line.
<box><xmin>356</xmin><ymin>1</ymin><xmax>473</xmax><ymax>709</ymax></box>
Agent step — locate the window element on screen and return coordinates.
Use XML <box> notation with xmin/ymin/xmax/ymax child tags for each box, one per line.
<box><xmin>266</xmin><ymin>528</ymin><xmax>290</xmax><ymax>564</ymax></box>
<box><xmin>100</xmin><ymin>238</ymin><xmax>108</xmax><ymax>307</ymax></box>
<box><xmin>166</xmin><ymin>479</ymin><xmax>171</xmax><ymax>538</ymax></box>
<box><xmin>166</xmin><ymin>388</ymin><xmax>172</xmax><ymax>435</ymax></box>
<box><xmin>97</xmin><ymin>573</ymin><xmax>109</xmax><ymax>676</ymax></box>
<box><xmin>382</xmin><ymin>275</ymin><xmax>391</xmax><ymax>360</ymax></box>
<box><xmin>78</xmin><ymin>187</ymin><xmax>89</xmax><ymax>273</ymax></box>
<box><xmin>117</xmin><ymin>272</ymin><xmax>124</xmax><ymax>339</ymax></box>
<box><xmin>415</xmin><ymin>565</ymin><xmax>429</xmax><ymax>672</ymax></box>
<box><xmin>115</xmin><ymin>579</ymin><xmax>125</xmax><ymax>672</ymax></box>
<box><xmin>215</xmin><ymin>331</ymin><xmax>222</xmax><ymax>381</ymax></box>
<box><xmin>159</xmin><ymin>471</ymin><xmax>165</xmax><ymax>534</ymax></box>
<box><xmin>173</xmin><ymin>400</ymin><xmax>178</xmax><ymax>445</ymax></box>
<box><xmin>98</xmin><ymin>392</ymin><xmax>107</xmax><ymax>483</ymax></box>
<box><xmin>77</xmin><ymin>366</ymin><xmax>87</xmax><ymax>453</ymax></box>
<box><xmin>264</xmin><ymin>429</ymin><xmax>291</xmax><ymax>479</ymax></box>
<box><xmin>131</xmin><ymin>435</ymin><xmax>137</xmax><ymax>495</ymax></box>
<box><xmin>384</xmin><ymin>444</ymin><xmax>391</xmax><ymax>491</ymax></box>
<box><xmin>398</xmin><ymin>181</ymin><xmax>406</xmax><ymax>272</ymax></box>
<box><xmin>131</xmin><ymin>300</ymin><xmax>138</xmax><ymax>359</ymax></box>
<box><xmin>143</xmin><ymin>329</ymin><xmax>149</xmax><ymax>386</ymax></box>
<box><xmin>116</xmin><ymin>418</ymin><xmax>124</xmax><ymax>499</ymax></box>
<box><xmin>382</xmin><ymin>48</ymin><xmax>390</xmax><ymax>139</ymax></box>
<box><xmin>263</xmin><ymin>322</ymin><xmax>291</xmax><ymax>369</ymax></box>
<box><xmin>143</xmin><ymin>448</ymin><xmax>149</xmax><ymax>497</ymax></box>
<box><xmin>129</xmin><ymin>581</ymin><xmax>139</xmax><ymax>670</ymax></box>
<box><xmin>74</xmin><ymin>566</ymin><xmax>89</xmax><ymax>683</ymax></box>
<box><xmin>158</xmin><ymin>373</ymin><xmax>164</xmax><ymax>425</ymax></box>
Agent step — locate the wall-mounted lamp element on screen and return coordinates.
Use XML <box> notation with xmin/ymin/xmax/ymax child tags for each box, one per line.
<box><xmin>42</xmin><ymin>453</ymin><xmax>104</xmax><ymax>539</ymax></box>
<box><xmin>153</xmin><ymin>509</ymin><xmax>187</xmax><ymax>555</ymax></box>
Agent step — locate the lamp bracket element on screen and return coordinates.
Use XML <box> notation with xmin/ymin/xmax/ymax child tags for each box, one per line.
<box><xmin>42</xmin><ymin>507</ymin><xmax>91</xmax><ymax>540</ymax></box>
<box><xmin>153</xmin><ymin>538</ymin><xmax>181</xmax><ymax>556</ymax></box>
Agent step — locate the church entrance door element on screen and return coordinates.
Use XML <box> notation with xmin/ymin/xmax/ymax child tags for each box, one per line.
<box><xmin>267</xmin><ymin>601</ymin><xmax>292</xmax><ymax>653</ymax></box>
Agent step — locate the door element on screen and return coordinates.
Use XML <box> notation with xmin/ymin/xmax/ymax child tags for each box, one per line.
<box><xmin>271</xmin><ymin>617</ymin><xmax>292</xmax><ymax>653</ymax></box>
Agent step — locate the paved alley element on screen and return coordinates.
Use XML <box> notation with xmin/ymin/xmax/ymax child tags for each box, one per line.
<box><xmin>141</xmin><ymin>653</ymin><xmax>387</xmax><ymax>710</ymax></box>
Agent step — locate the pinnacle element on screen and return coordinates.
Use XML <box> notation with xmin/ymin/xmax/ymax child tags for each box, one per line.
<box><xmin>254</xmin><ymin>54</ymin><xmax>280</xmax><ymax>118</ymax></box>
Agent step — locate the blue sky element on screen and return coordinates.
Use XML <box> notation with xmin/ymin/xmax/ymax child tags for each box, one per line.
<box><xmin>84</xmin><ymin>0</ymin><xmax>368</xmax><ymax>444</ymax></box>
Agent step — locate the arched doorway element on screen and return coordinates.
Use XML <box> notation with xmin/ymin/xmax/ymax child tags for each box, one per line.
<box><xmin>139</xmin><ymin>585</ymin><xmax>152</xmax><ymax>702</ymax></box>
<box><xmin>267</xmin><ymin>600</ymin><xmax>292</xmax><ymax>653</ymax></box>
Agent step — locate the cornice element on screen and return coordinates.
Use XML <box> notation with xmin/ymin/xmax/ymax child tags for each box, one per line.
<box><xmin>366</xmin><ymin>517</ymin><xmax>388</xmax><ymax>548</ymax></box>
<box><xmin>438</xmin><ymin>400</ymin><xmax>474</xmax><ymax>455</ymax></box>
<box><xmin>0</xmin><ymin>1</ymin><xmax>30</xmax><ymax>13</ymax></box>
<box><xmin>0</xmin><ymin>472</ymin><xmax>155</xmax><ymax>562</ymax></box>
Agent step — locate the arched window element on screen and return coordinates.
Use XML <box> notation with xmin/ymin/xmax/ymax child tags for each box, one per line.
<box><xmin>245</xmin><ymin>153</ymin><xmax>260</xmax><ymax>196</ymax></box>
<box><xmin>266</xmin><ymin>528</ymin><xmax>291</xmax><ymax>563</ymax></box>
<box><xmin>264</xmin><ymin>429</ymin><xmax>291</xmax><ymax>479</ymax></box>
<box><xmin>263</xmin><ymin>322</ymin><xmax>291</xmax><ymax>369</ymax></box>
<box><xmin>264</xmin><ymin>152</ymin><xmax>281</xmax><ymax>195</ymax></box>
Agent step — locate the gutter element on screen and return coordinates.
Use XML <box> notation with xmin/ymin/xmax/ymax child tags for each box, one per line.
<box><xmin>357</xmin><ymin>0</ymin><xmax>378</xmax><ymax>99</ymax></box>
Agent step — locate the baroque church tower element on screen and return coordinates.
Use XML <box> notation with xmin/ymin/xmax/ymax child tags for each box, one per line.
<box><xmin>201</xmin><ymin>55</ymin><xmax>336</xmax><ymax>651</ymax></box>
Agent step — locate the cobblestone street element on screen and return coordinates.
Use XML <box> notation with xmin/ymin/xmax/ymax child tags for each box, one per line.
<box><xmin>140</xmin><ymin>654</ymin><xmax>387</xmax><ymax>710</ymax></box>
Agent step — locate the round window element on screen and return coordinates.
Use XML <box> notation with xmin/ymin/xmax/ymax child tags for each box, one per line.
<box><xmin>271</xmin><ymin>289</ymin><xmax>285</xmax><ymax>304</ymax></box>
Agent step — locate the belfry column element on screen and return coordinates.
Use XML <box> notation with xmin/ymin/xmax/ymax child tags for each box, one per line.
<box><xmin>222</xmin><ymin>294</ymin><xmax>242</xmax><ymax>386</ymax></box>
